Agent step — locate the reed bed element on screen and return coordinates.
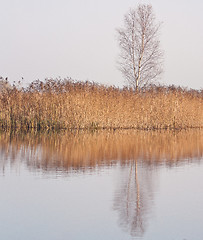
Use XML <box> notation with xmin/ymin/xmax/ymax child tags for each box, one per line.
<box><xmin>0</xmin><ymin>78</ymin><xmax>202</xmax><ymax>130</ymax></box>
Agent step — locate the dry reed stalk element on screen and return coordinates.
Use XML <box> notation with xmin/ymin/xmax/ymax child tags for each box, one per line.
<box><xmin>0</xmin><ymin>79</ymin><xmax>202</xmax><ymax>131</ymax></box>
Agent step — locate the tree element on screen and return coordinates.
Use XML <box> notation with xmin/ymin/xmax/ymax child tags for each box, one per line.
<box><xmin>117</xmin><ymin>4</ymin><xmax>163</xmax><ymax>90</ymax></box>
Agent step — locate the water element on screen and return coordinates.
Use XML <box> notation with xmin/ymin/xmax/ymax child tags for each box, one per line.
<box><xmin>0</xmin><ymin>130</ymin><xmax>203</xmax><ymax>240</ymax></box>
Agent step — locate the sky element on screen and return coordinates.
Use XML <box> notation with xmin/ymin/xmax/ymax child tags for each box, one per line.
<box><xmin>0</xmin><ymin>0</ymin><xmax>203</xmax><ymax>89</ymax></box>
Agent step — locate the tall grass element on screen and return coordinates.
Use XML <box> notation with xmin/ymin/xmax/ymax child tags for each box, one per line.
<box><xmin>0</xmin><ymin>78</ymin><xmax>202</xmax><ymax>131</ymax></box>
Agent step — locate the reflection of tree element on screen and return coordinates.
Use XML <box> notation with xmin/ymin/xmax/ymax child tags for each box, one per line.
<box><xmin>0</xmin><ymin>130</ymin><xmax>203</xmax><ymax>236</ymax></box>
<box><xmin>114</xmin><ymin>159</ymin><xmax>157</xmax><ymax>238</ymax></box>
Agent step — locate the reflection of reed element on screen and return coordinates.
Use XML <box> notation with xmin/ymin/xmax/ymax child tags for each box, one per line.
<box><xmin>1</xmin><ymin>130</ymin><xmax>203</xmax><ymax>237</ymax></box>
<box><xmin>0</xmin><ymin>130</ymin><xmax>203</xmax><ymax>173</ymax></box>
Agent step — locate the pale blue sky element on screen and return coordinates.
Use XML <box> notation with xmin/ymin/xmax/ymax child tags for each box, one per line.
<box><xmin>0</xmin><ymin>0</ymin><xmax>203</xmax><ymax>89</ymax></box>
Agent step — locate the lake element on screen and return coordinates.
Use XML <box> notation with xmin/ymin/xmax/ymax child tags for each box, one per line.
<box><xmin>0</xmin><ymin>130</ymin><xmax>203</xmax><ymax>240</ymax></box>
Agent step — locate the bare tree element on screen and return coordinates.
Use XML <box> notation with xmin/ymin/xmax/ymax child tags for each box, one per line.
<box><xmin>117</xmin><ymin>4</ymin><xmax>163</xmax><ymax>90</ymax></box>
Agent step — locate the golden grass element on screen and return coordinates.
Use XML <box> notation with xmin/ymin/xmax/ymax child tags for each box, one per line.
<box><xmin>0</xmin><ymin>79</ymin><xmax>202</xmax><ymax>130</ymax></box>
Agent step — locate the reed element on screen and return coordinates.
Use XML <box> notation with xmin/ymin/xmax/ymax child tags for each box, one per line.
<box><xmin>0</xmin><ymin>78</ymin><xmax>202</xmax><ymax>131</ymax></box>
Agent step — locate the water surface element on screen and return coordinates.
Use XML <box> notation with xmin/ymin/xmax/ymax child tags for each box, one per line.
<box><xmin>0</xmin><ymin>130</ymin><xmax>203</xmax><ymax>240</ymax></box>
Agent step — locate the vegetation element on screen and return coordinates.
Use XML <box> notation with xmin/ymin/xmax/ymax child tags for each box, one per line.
<box><xmin>117</xmin><ymin>4</ymin><xmax>163</xmax><ymax>89</ymax></box>
<box><xmin>0</xmin><ymin>78</ymin><xmax>202</xmax><ymax>131</ymax></box>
